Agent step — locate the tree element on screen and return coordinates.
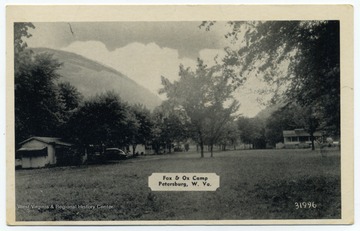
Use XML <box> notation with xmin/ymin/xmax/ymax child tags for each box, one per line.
<box><xmin>265</xmin><ymin>104</ymin><xmax>298</xmax><ymax>146</ymax></box>
<box><xmin>215</xmin><ymin>121</ymin><xmax>240</xmax><ymax>151</ymax></box>
<box><xmin>150</xmin><ymin>110</ymin><xmax>166</xmax><ymax>154</ymax></box>
<box><xmin>203</xmin><ymin>100</ymin><xmax>239</xmax><ymax>156</ymax></box>
<box><xmin>151</xmin><ymin>104</ymin><xmax>188</xmax><ymax>154</ymax></box>
<box><xmin>14</xmin><ymin>22</ymin><xmax>35</xmax><ymax>72</ymax></box>
<box><xmin>56</xmin><ymin>82</ymin><xmax>83</xmax><ymax>137</ymax></box>
<box><xmin>15</xmin><ymin>52</ymin><xmax>63</xmax><ymax>145</ymax></box>
<box><xmin>14</xmin><ymin>23</ymin><xmax>35</xmax><ymax>54</ymax></box>
<box><xmin>292</xmin><ymin>105</ymin><xmax>322</xmax><ymax>150</ymax></box>
<box><xmin>14</xmin><ymin>23</ymin><xmax>82</xmax><ymax>147</ymax></box>
<box><xmin>128</xmin><ymin>104</ymin><xmax>153</xmax><ymax>155</ymax></box>
<box><xmin>237</xmin><ymin>117</ymin><xmax>266</xmax><ymax>149</ymax></box>
<box><xmin>159</xmin><ymin>59</ymin><xmax>239</xmax><ymax>157</ymax></box>
<box><xmin>57</xmin><ymin>82</ymin><xmax>82</xmax><ymax>112</ymax></box>
<box><xmin>202</xmin><ymin>21</ymin><xmax>340</xmax><ymax>137</ymax></box>
<box><xmin>66</xmin><ymin>91</ymin><xmax>130</xmax><ymax>147</ymax></box>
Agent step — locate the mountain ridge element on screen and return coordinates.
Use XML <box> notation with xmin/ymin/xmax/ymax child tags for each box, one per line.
<box><xmin>254</xmin><ymin>102</ymin><xmax>285</xmax><ymax>120</ymax></box>
<box><xmin>32</xmin><ymin>47</ymin><xmax>162</xmax><ymax>110</ymax></box>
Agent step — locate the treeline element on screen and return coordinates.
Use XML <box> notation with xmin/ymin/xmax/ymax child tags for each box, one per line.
<box><xmin>14</xmin><ymin>48</ymin><xmax>239</xmax><ymax>155</ymax></box>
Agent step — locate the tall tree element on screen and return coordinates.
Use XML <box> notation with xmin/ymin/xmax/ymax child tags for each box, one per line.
<box><xmin>57</xmin><ymin>81</ymin><xmax>83</xmax><ymax>112</ymax></box>
<box><xmin>265</xmin><ymin>104</ymin><xmax>299</xmax><ymax>146</ymax></box>
<box><xmin>14</xmin><ymin>23</ymin><xmax>86</xmax><ymax>146</ymax></box>
<box><xmin>128</xmin><ymin>104</ymin><xmax>153</xmax><ymax>155</ymax></box>
<box><xmin>15</xmin><ymin>52</ymin><xmax>63</xmax><ymax>144</ymax></box>
<box><xmin>14</xmin><ymin>23</ymin><xmax>81</xmax><ymax>146</ymax></box>
<box><xmin>160</xmin><ymin>59</ymin><xmax>239</xmax><ymax>157</ymax></box>
<box><xmin>203</xmin><ymin>100</ymin><xmax>239</xmax><ymax>156</ymax></box>
<box><xmin>14</xmin><ymin>22</ymin><xmax>35</xmax><ymax>71</ymax></box>
<box><xmin>292</xmin><ymin>105</ymin><xmax>322</xmax><ymax>150</ymax></box>
<box><xmin>56</xmin><ymin>81</ymin><xmax>83</xmax><ymax>137</ymax></box>
<box><xmin>214</xmin><ymin>121</ymin><xmax>240</xmax><ymax>151</ymax></box>
<box><xmin>151</xmin><ymin>104</ymin><xmax>188</xmax><ymax>154</ymax></box>
<box><xmin>66</xmin><ymin>91</ymin><xmax>130</xmax><ymax>147</ymax></box>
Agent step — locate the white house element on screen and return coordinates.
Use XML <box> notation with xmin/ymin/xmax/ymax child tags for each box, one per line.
<box><xmin>283</xmin><ymin>129</ymin><xmax>322</xmax><ymax>148</ymax></box>
<box><xmin>16</xmin><ymin>137</ymin><xmax>72</xmax><ymax>169</ymax></box>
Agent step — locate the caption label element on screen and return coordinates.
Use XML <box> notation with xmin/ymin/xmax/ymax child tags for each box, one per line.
<box><xmin>148</xmin><ymin>173</ymin><xmax>220</xmax><ymax>191</ymax></box>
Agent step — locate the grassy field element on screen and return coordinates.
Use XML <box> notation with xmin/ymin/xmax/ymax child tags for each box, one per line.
<box><xmin>15</xmin><ymin>149</ymin><xmax>341</xmax><ymax>221</ymax></box>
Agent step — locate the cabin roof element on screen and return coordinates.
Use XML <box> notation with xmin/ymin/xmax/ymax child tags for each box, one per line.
<box><xmin>19</xmin><ymin>136</ymin><xmax>72</xmax><ymax>146</ymax></box>
<box><xmin>283</xmin><ymin>129</ymin><xmax>322</xmax><ymax>137</ymax></box>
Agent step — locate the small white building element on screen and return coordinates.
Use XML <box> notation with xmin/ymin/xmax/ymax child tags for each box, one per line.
<box><xmin>127</xmin><ymin>144</ymin><xmax>146</xmax><ymax>155</ymax></box>
<box><xmin>16</xmin><ymin>137</ymin><xmax>72</xmax><ymax>169</ymax></box>
<box><xmin>283</xmin><ymin>129</ymin><xmax>322</xmax><ymax>148</ymax></box>
<box><xmin>127</xmin><ymin>144</ymin><xmax>160</xmax><ymax>155</ymax></box>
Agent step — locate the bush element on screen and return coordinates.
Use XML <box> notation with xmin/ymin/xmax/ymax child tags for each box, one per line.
<box><xmin>56</xmin><ymin>147</ymin><xmax>83</xmax><ymax>166</ymax></box>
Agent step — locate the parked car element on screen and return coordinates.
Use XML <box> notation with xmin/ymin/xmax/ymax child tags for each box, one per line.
<box><xmin>105</xmin><ymin>148</ymin><xmax>127</xmax><ymax>160</ymax></box>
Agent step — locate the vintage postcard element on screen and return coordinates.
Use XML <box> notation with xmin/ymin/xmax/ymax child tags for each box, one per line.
<box><xmin>6</xmin><ymin>5</ymin><xmax>354</xmax><ymax>225</ymax></box>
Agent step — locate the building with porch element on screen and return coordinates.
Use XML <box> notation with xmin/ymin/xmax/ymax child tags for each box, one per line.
<box><xmin>283</xmin><ymin>129</ymin><xmax>323</xmax><ymax>148</ymax></box>
<box><xmin>16</xmin><ymin>137</ymin><xmax>72</xmax><ymax>168</ymax></box>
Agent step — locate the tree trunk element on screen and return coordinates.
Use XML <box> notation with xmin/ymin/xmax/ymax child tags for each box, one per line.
<box><xmin>132</xmin><ymin>144</ymin><xmax>136</xmax><ymax>155</ymax></box>
<box><xmin>210</xmin><ymin>144</ymin><xmax>213</xmax><ymax>157</ymax></box>
<box><xmin>199</xmin><ymin>131</ymin><xmax>204</xmax><ymax>157</ymax></box>
<box><xmin>310</xmin><ymin>133</ymin><xmax>315</xmax><ymax>150</ymax></box>
<box><xmin>154</xmin><ymin>144</ymin><xmax>159</xmax><ymax>154</ymax></box>
<box><xmin>200</xmin><ymin>142</ymin><xmax>204</xmax><ymax>157</ymax></box>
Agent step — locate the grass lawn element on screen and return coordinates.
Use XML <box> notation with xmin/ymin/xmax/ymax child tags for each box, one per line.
<box><xmin>15</xmin><ymin>148</ymin><xmax>341</xmax><ymax>221</ymax></box>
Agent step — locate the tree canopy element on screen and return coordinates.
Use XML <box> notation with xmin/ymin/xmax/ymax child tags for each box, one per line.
<box><xmin>128</xmin><ymin>104</ymin><xmax>153</xmax><ymax>154</ymax></box>
<box><xmin>237</xmin><ymin>117</ymin><xmax>266</xmax><ymax>149</ymax></box>
<box><xmin>66</xmin><ymin>91</ymin><xmax>130</xmax><ymax>147</ymax></box>
<box><xmin>14</xmin><ymin>23</ymin><xmax>85</xmax><ymax>146</ymax></box>
<box><xmin>160</xmin><ymin>59</ymin><xmax>239</xmax><ymax>157</ymax></box>
<box><xmin>151</xmin><ymin>105</ymin><xmax>188</xmax><ymax>154</ymax></box>
<box><xmin>203</xmin><ymin>20</ymin><xmax>340</xmax><ymax>136</ymax></box>
<box><xmin>15</xmin><ymin>51</ymin><xmax>64</xmax><ymax>144</ymax></box>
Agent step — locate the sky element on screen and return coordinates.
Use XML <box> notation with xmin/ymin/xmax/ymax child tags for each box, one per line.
<box><xmin>26</xmin><ymin>22</ymin><xmax>268</xmax><ymax>117</ymax></box>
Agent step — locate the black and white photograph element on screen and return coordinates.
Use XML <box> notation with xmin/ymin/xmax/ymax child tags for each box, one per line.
<box><xmin>6</xmin><ymin>5</ymin><xmax>354</xmax><ymax>225</ymax></box>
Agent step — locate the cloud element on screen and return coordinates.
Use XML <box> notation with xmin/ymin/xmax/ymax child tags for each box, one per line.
<box><xmin>62</xmin><ymin>40</ymin><xmax>264</xmax><ymax>117</ymax></box>
<box><xmin>62</xmin><ymin>41</ymin><xmax>198</xmax><ymax>99</ymax></box>
<box><xmin>27</xmin><ymin>22</ymin><xmax>228</xmax><ymax>59</ymax></box>
<box><xmin>26</xmin><ymin>22</ymin><xmax>267</xmax><ymax>117</ymax></box>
